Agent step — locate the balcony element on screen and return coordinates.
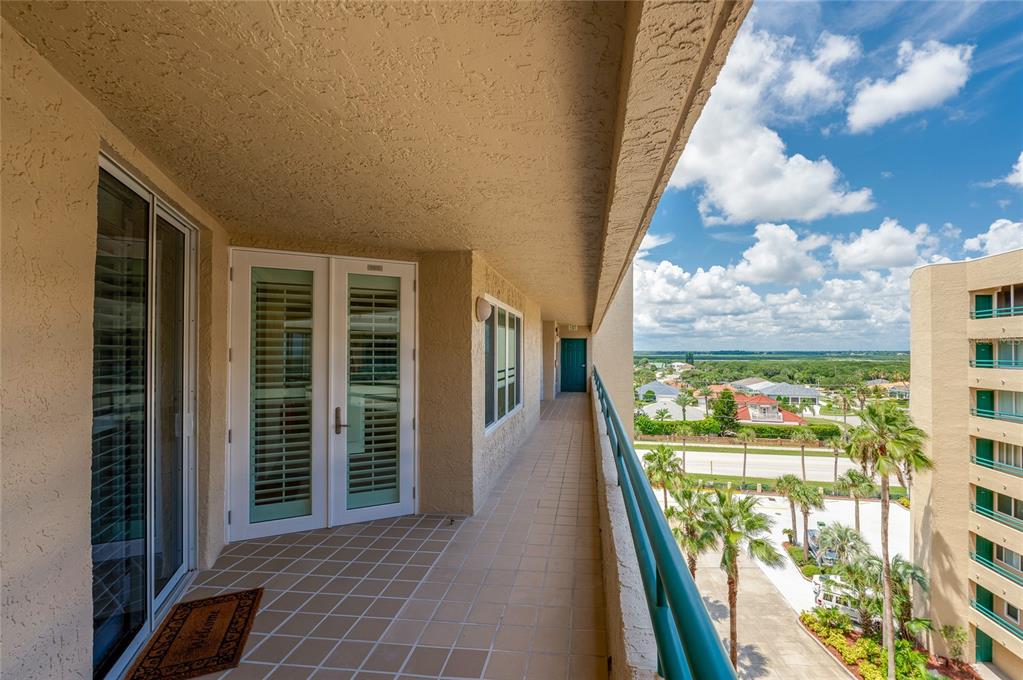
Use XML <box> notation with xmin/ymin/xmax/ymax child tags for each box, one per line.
<box><xmin>971</xmin><ymin>407</ymin><xmax>1023</xmax><ymax>424</ymax></box>
<box><xmin>971</xmin><ymin>359</ymin><xmax>1023</xmax><ymax>369</ymax></box>
<box><xmin>971</xmin><ymin>600</ymin><xmax>1023</xmax><ymax>641</ymax></box>
<box><xmin>973</xmin><ymin>455</ymin><xmax>1023</xmax><ymax>478</ymax></box>
<box><xmin>973</xmin><ymin>503</ymin><xmax>1023</xmax><ymax>533</ymax></box>
<box><xmin>184</xmin><ymin>395</ymin><xmax>609</xmax><ymax>679</ymax></box>
<box><xmin>972</xmin><ymin>305</ymin><xmax>1023</xmax><ymax>320</ymax></box>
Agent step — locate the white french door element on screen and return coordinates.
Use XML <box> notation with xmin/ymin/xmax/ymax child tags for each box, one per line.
<box><xmin>229</xmin><ymin>250</ymin><xmax>415</xmax><ymax>541</ymax></box>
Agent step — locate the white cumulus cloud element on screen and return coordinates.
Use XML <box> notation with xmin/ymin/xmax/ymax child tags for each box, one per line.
<box><xmin>994</xmin><ymin>151</ymin><xmax>1023</xmax><ymax>189</ymax></box>
<box><xmin>963</xmin><ymin>219</ymin><xmax>1023</xmax><ymax>256</ymax></box>
<box><xmin>670</xmin><ymin>26</ymin><xmax>873</xmax><ymax>225</ymax></box>
<box><xmin>847</xmin><ymin>40</ymin><xmax>974</xmax><ymax>133</ymax></box>
<box><xmin>831</xmin><ymin>218</ymin><xmax>937</xmax><ymax>271</ymax></box>
<box><xmin>734</xmin><ymin>223</ymin><xmax>829</xmax><ymax>284</ymax></box>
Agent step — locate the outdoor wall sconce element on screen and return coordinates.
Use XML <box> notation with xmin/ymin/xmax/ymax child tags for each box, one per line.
<box><xmin>475</xmin><ymin>297</ymin><xmax>493</xmax><ymax>323</ymax></box>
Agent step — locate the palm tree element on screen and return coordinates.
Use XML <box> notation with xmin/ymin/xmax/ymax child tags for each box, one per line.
<box><xmin>697</xmin><ymin>386</ymin><xmax>713</xmax><ymax>409</ymax></box>
<box><xmin>835</xmin><ymin>389</ymin><xmax>855</xmax><ymax>434</ymax></box>
<box><xmin>854</xmin><ymin>382</ymin><xmax>870</xmax><ymax>411</ymax></box>
<box><xmin>654</xmin><ymin>408</ymin><xmax>670</xmax><ymax>421</ymax></box>
<box><xmin>848</xmin><ymin>401</ymin><xmax>931</xmax><ymax>680</ymax></box>
<box><xmin>665</xmin><ymin>478</ymin><xmax>714</xmax><ymax>578</ymax></box>
<box><xmin>776</xmin><ymin>474</ymin><xmax>803</xmax><ymax>545</ymax></box>
<box><xmin>792</xmin><ymin>483</ymin><xmax>825</xmax><ymax>562</ymax></box>
<box><xmin>735</xmin><ymin>428</ymin><xmax>756</xmax><ymax>487</ymax></box>
<box><xmin>791</xmin><ymin>427</ymin><xmax>817</xmax><ymax>481</ymax></box>
<box><xmin>825</xmin><ymin>436</ymin><xmax>843</xmax><ymax>482</ymax></box>
<box><xmin>674</xmin><ymin>390</ymin><xmax>698</xmax><ymax>421</ymax></box>
<box><xmin>833</xmin><ymin>469</ymin><xmax>876</xmax><ymax>532</ymax></box>
<box><xmin>817</xmin><ymin>522</ymin><xmax>868</xmax><ymax>565</ymax></box>
<box><xmin>889</xmin><ymin>554</ymin><xmax>931</xmax><ymax>641</ymax></box>
<box><xmin>704</xmin><ymin>489</ymin><xmax>783</xmax><ymax>668</ymax></box>
<box><xmin>676</xmin><ymin>423</ymin><xmax>694</xmax><ymax>474</ymax></box>
<box><xmin>642</xmin><ymin>444</ymin><xmax>683</xmax><ymax>510</ymax></box>
<box><xmin>836</xmin><ymin>556</ymin><xmax>880</xmax><ymax>636</ymax></box>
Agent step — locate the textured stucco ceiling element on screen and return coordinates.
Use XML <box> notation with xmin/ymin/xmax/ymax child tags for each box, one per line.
<box><xmin>3</xmin><ymin>1</ymin><xmax>747</xmax><ymax>325</ymax></box>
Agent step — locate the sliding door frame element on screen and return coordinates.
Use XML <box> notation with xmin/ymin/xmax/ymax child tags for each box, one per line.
<box><xmin>97</xmin><ymin>154</ymin><xmax>198</xmax><ymax>680</ymax></box>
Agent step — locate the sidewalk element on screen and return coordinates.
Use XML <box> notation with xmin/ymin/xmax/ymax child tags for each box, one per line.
<box><xmin>694</xmin><ymin>549</ymin><xmax>849</xmax><ymax>679</ymax></box>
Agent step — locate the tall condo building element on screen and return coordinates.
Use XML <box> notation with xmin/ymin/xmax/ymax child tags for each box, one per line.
<box><xmin>911</xmin><ymin>248</ymin><xmax>1023</xmax><ymax>678</ymax></box>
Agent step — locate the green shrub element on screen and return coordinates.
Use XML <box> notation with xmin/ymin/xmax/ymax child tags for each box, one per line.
<box><xmin>786</xmin><ymin>544</ymin><xmax>805</xmax><ymax>564</ymax></box>
<box><xmin>747</xmin><ymin>423</ymin><xmax>841</xmax><ymax>440</ymax></box>
<box><xmin>859</xmin><ymin>661</ymin><xmax>884</xmax><ymax>680</ymax></box>
<box><xmin>801</xmin><ymin>564</ymin><xmax>821</xmax><ymax>577</ymax></box>
<box><xmin>634</xmin><ymin>416</ymin><xmax>721</xmax><ymax>436</ymax></box>
<box><xmin>814</xmin><ymin>606</ymin><xmax>852</xmax><ymax>633</ymax></box>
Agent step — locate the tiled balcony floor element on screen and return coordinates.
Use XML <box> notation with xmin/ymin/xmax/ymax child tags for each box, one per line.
<box><xmin>186</xmin><ymin>393</ymin><xmax>607</xmax><ymax>679</ymax></box>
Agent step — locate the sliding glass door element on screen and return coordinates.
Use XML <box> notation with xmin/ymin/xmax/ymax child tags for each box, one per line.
<box><xmin>92</xmin><ymin>161</ymin><xmax>195</xmax><ymax>678</ymax></box>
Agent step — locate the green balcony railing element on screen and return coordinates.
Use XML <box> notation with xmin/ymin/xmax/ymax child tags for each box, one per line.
<box><xmin>972</xmin><ymin>503</ymin><xmax>1023</xmax><ymax>532</ymax></box>
<box><xmin>971</xmin><ymin>600</ymin><xmax>1023</xmax><ymax>640</ymax></box>
<box><xmin>971</xmin><ymin>358</ymin><xmax>1023</xmax><ymax>369</ymax></box>
<box><xmin>972</xmin><ymin>455</ymin><xmax>1023</xmax><ymax>477</ymax></box>
<box><xmin>971</xmin><ymin>552</ymin><xmax>1023</xmax><ymax>588</ymax></box>
<box><xmin>972</xmin><ymin>305</ymin><xmax>1023</xmax><ymax>319</ymax></box>
<box><xmin>971</xmin><ymin>407</ymin><xmax>1023</xmax><ymax>424</ymax></box>
<box><xmin>593</xmin><ymin>368</ymin><xmax>735</xmax><ymax>680</ymax></box>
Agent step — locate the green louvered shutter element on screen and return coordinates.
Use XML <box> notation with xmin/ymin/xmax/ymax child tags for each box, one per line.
<box><xmin>250</xmin><ymin>267</ymin><xmax>314</xmax><ymax>523</ymax></box>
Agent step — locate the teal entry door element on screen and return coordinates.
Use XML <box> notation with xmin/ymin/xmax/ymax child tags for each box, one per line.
<box><xmin>561</xmin><ymin>338</ymin><xmax>587</xmax><ymax>392</ymax></box>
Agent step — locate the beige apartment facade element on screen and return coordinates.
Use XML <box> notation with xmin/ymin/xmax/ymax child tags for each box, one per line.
<box><xmin>910</xmin><ymin>249</ymin><xmax>1023</xmax><ymax>679</ymax></box>
<box><xmin>1</xmin><ymin>3</ymin><xmax>750</xmax><ymax>679</ymax></box>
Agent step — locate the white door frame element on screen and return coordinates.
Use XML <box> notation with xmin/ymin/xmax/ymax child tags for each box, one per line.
<box><xmin>228</xmin><ymin>248</ymin><xmax>417</xmax><ymax>542</ymax></box>
<box><xmin>329</xmin><ymin>258</ymin><xmax>417</xmax><ymax>525</ymax></box>
<box><xmin>228</xmin><ymin>251</ymin><xmax>330</xmax><ymax>541</ymax></box>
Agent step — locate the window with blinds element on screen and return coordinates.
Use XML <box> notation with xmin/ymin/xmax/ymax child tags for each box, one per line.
<box><xmin>484</xmin><ymin>302</ymin><xmax>522</xmax><ymax>428</ymax></box>
<box><xmin>347</xmin><ymin>274</ymin><xmax>401</xmax><ymax>509</ymax></box>
<box><xmin>249</xmin><ymin>267</ymin><xmax>314</xmax><ymax>523</ymax></box>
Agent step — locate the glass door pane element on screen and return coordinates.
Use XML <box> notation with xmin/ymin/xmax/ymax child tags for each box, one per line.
<box><xmin>92</xmin><ymin>169</ymin><xmax>149</xmax><ymax>677</ymax></box>
<box><xmin>347</xmin><ymin>274</ymin><xmax>401</xmax><ymax>509</ymax></box>
<box><xmin>153</xmin><ymin>217</ymin><xmax>186</xmax><ymax>599</ymax></box>
<box><xmin>250</xmin><ymin>268</ymin><xmax>315</xmax><ymax>522</ymax></box>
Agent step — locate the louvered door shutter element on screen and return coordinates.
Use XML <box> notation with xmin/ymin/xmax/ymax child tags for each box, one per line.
<box><xmin>346</xmin><ymin>274</ymin><xmax>401</xmax><ymax>509</ymax></box>
<box><xmin>250</xmin><ymin>267</ymin><xmax>314</xmax><ymax>523</ymax></box>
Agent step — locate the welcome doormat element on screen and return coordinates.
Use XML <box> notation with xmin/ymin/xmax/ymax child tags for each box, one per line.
<box><xmin>125</xmin><ymin>588</ymin><xmax>263</xmax><ymax>680</ymax></box>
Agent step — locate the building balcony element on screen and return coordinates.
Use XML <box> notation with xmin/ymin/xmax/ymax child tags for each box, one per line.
<box><xmin>970</xmin><ymin>508</ymin><xmax>1023</xmax><ymax>556</ymax></box>
<box><xmin>972</xmin><ymin>306</ymin><xmax>1023</xmax><ymax>320</ymax></box>
<box><xmin>185</xmin><ymin>395</ymin><xmax>611</xmax><ymax>679</ymax></box>
<box><xmin>972</xmin><ymin>359</ymin><xmax>1023</xmax><ymax>369</ymax></box>
<box><xmin>968</xmin><ymin>367</ymin><xmax>1023</xmax><ymax>394</ymax></box>
<box><xmin>970</xmin><ymin>601</ymin><xmax>1023</xmax><ymax>664</ymax></box>
<box><xmin>973</xmin><ymin>504</ymin><xmax>1023</xmax><ymax>534</ymax></box>
<box><xmin>971</xmin><ymin>553</ymin><xmax>1023</xmax><ymax>611</ymax></box>
<box><xmin>971</xmin><ymin>407</ymin><xmax>1023</xmax><ymax>425</ymax></box>
<box><xmin>973</xmin><ymin>455</ymin><xmax>1023</xmax><ymax>479</ymax></box>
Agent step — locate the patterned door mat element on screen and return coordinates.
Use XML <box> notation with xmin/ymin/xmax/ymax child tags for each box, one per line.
<box><xmin>125</xmin><ymin>588</ymin><xmax>263</xmax><ymax>679</ymax></box>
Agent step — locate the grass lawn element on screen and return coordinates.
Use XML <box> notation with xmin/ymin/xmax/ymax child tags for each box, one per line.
<box><xmin>818</xmin><ymin>407</ymin><xmax>859</xmax><ymax>417</ymax></box>
<box><xmin>634</xmin><ymin>441</ymin><xmax>836</xmax><ymax>458</ymax></box>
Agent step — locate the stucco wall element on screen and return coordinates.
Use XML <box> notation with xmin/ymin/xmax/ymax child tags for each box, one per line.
<box><xmin>593</xmin><ymin>265</ymin><xmax>635</xmax><ymax>439</ymax></box>
<box><xmin>542</xmin><ymin>320</ymin><xmax>558</xmax><ymax>400</ymax></box>
<box><xmin>471</xmin><ymin>252</ymin><xmax>543</xmax><ymax>512</ymax></box>
<box><xmin>418</xmin><ymin>251</ymin><xmax>475</xmax><ymax>515</ymax></box>
<box><xmin>1</xmin><ymin>20</ymin><xmax>231</xmax><ymax>679</ymax></box>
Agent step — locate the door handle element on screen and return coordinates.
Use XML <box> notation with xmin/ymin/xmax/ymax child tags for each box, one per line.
<box><xmin>335</xmin><ymin>407</ymin><xmax>347</xmax><ymax>434</ymax></box>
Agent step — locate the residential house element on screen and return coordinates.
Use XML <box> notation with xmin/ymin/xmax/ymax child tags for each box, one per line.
<box><xmin>733</xmin><ymin>394</ymin><xmax>806</xmax><ymax>426</ymax></box>
<box><xmin>752</xmin><ymin>382</ymin><xmax>823</xmax><ymax>410</ymax></box>
<box><xmin>1</xmin><ymin>3</ymin><xmax>750</xmax><ymax>679</ymax></box>
<box><xmin>636</xmin><ymin>380</ymin><xmax>680</xmax><ymax>403</ymax></box>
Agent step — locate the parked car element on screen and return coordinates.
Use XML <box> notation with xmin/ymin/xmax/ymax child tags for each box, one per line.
<box><xmin>812</xmin><ymin>575</ymin><xmax>862</xmax><ymax>623</ymax></box>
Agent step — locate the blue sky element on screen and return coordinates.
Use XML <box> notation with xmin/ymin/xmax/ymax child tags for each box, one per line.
<box><xmin>635</xmin><ymin>0</ymin><xmax>1023</xmax><ymax>351</ymax></box>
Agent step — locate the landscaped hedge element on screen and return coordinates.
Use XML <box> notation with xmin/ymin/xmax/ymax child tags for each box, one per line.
<box><xmin>747</xmin><ymin>423</ymin><xmax>842</xmax><ymax>440</ymax></box>
<box><xmin>800</xmin><ymin>609</ymin><xmax>929</xmax><ymax>679</ymax></box>
<box><xmin>635</xmin><ymin>415</ymin><xmax>841</xmax><ymax>441</ymax></box>
<box><xmin>634</xmin><ymin>416</ymin><xmax>721</xmax><ymax>436</ymax></box>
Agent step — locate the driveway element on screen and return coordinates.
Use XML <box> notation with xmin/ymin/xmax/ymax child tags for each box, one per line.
<box><xmin>679</xmin><ymin>450</ymin><xmax>860</xmax><ymax>482</ymax></box>
<box><xmin>694</xmin><ymin>549</ymin><xmax>849</xmax><ymax>679</ymax></box>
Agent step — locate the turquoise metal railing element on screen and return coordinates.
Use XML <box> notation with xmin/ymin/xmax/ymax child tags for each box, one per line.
<box><xmin>971</xmin><ymin>358</ymin><xmax>1023</xmax><ymax>369</ymax></box>
<box><xmin>971</xmin><ymin>600</ymin><xmax>1023</xmax><ymax>640</ymax></box>
<box><xmin>972</xmin><ymin>503</ymin><xmax>1023</xmax><ymax>532</ymax></box>
<box><xmin>971</xmin><ymin>407</ymin><xmax>1023</xmax><ymax>424</ymax></box>
<box><xmin>971</xmin><ymin>552</ymin><xmax>1023</xmax><ymax>587</ymax></box>
<box><xmin>972</xmin><ymin>455</ymin><xmax>1023</xmax><ymax>477</ymax></box>
<box><xmin>593</xmin><ymin>368</ymin><xmax>735</xmax><ymax>680</ymax></box>
<box><xmin>972</xmin><ymin>305</ymin><xmax>1023</xmax><ymax>319</ymax></box>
